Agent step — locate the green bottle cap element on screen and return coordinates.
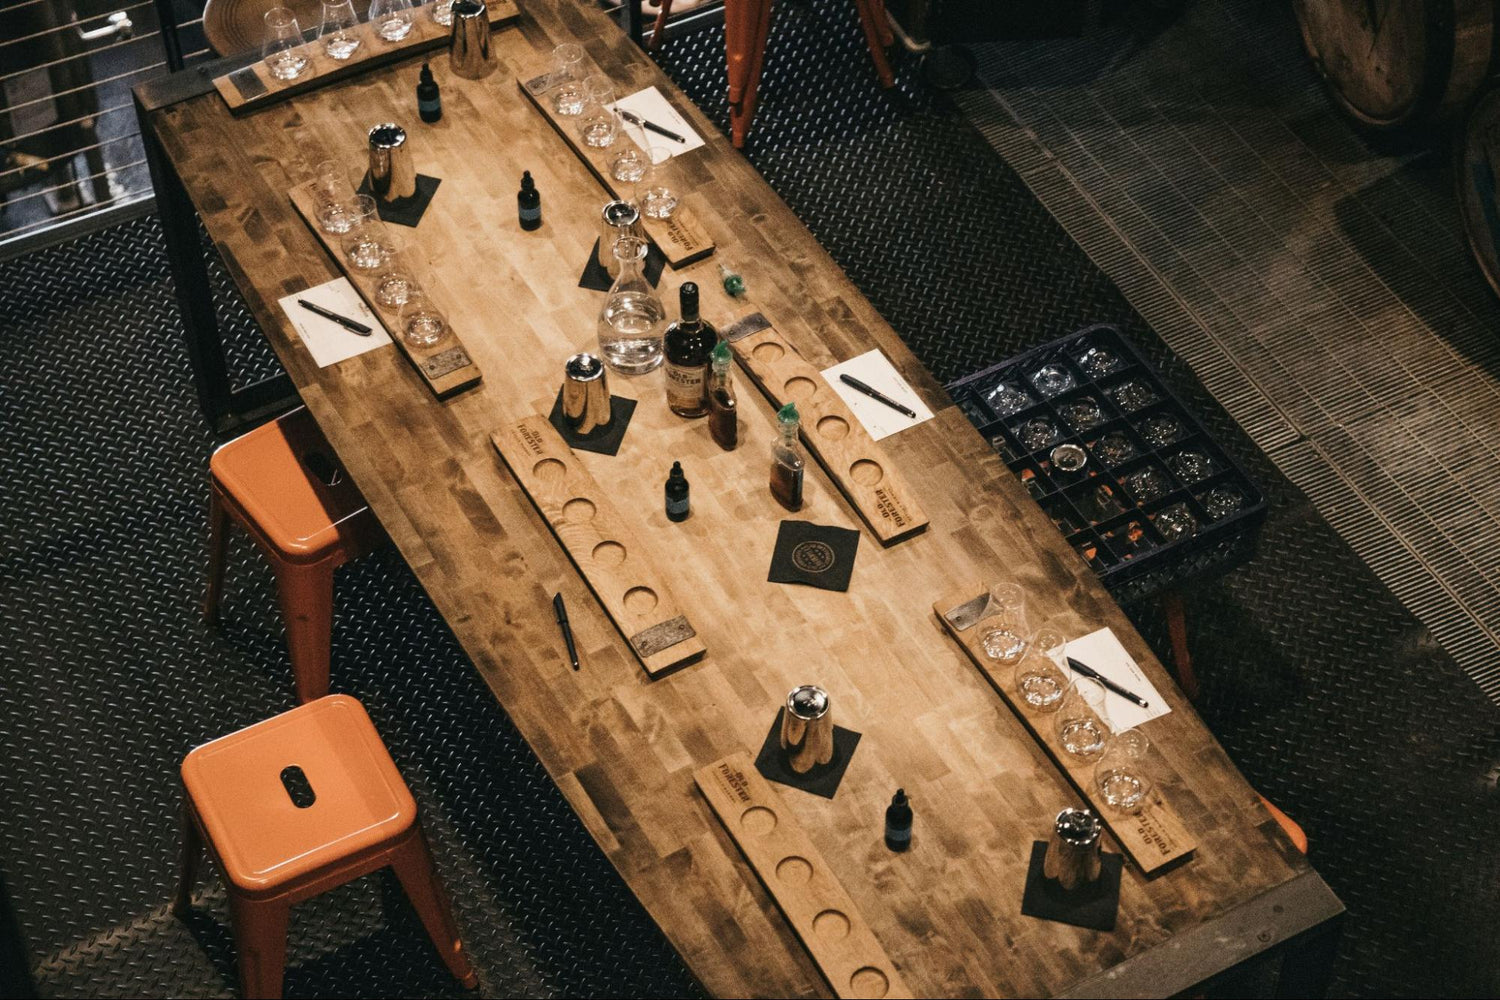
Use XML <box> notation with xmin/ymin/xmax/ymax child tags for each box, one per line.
<box><xmin>711</xmin><ymin>340</ymin><xmax>731</xmax><ymax>369</ymax></box>
<box><xmin>777</xmin><ymin>402</ymin><xmax>799</xmax><ymax>425</ymax></box>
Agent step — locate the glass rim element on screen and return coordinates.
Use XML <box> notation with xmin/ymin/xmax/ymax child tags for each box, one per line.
<box><xmin>552</xmin><ymin>41</ymin><xmax>584</xmax><ymax>61</ymax></box>
<box><xmin>264</xmin><ymin>6</ymin><xmax>297</xmax><ymax>25</ymax></box>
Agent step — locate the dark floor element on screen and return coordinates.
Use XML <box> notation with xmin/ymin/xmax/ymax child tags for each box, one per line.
<box><xmin>1</xmin><ymin>1</ymin><xmax>1498</xmax><ymax>997</ymax></box>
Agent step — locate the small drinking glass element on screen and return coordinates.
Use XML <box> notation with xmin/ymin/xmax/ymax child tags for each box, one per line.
<box><xmin>1110</xmin><ymin>380</ymin><xmax>1157</xmax><ymax>411</ymax></box>
<box><xmin>609</xmin><ymin>143</ymin><xmax>649</xmax><ymax>184</ymax></box>
<box><xmin>1077</xmin><ymin>344</ymin><xmax>1124</xmax><ymax>377</ymax></box>
<box><xmin>1055</xmin><ymin>676</ymin><xmax>1110</xmax><ymax>759</ymax></box>
<box><xmin>372</xmin><ymin>235</ymin><xmax>417</xmax><ymax>309</ymax></box>
<box><xmin>1125</xmin><ymin>466</ymin><xmax>1172</xmax><ymax>503</ymax></box>
<box><xmin>1139</xmin><ymin>413</ymin><xmax>1185</xmax><ymax>448</ymax></box>
<box><xmin>1092</xmin><ymin>431</ymin><xmax>1136</xmax><ymax>466</ymax></box>
<box><xmin>339</xmin><ymin>200</ymin><xmax>388</xmax><ymax>272</ymax></box>
<box><xmin>986</xmin><ymin>381</ymin><xmax>1032</xmax><ymax>416</ymax></box>
<box><xmin>398</xmin><ymin>288</ymin><xmax>449</xmax><ymax>347</ymax></box>
<box><xmin>261</xmin><ymin>8</ymin><xmax>309</xmax><ymax>81</ymax></box>
<box><xmin>318</xmin><ymin>0</ymin><xmax>361</xmax><ymax>59</ymax></box>
<box><xmin>551</xmin><ymin>43</ymin><xmax>586</xmax><ymax>115</ymax></box>
<box><xmin>1031</xmin><ymin>363</ymin><xmax>1075</xmax><ymax>397</ymax></box>
<box><xmin>1015</xmin><ymin>619</ymin><xmax>1070</xmax><ymax>712</ymax></box>
<box><xmin>1094</xmin><ymin>728</ymin><xmax>1154</xmax><ymax>814</ymax></box>
<box><xmin>1153</xmin><ymin>502</ymin><xmax>1198</xmax><ymax>541</ymax></box>
<box><xmin>429</xmin><ymin>0</ymin><xmax>454</xmax><ymax>25</ymax></box>
<box><xmin>1058</xmin><ymin>396</ymin><xmax>1104</xmax><ymax>431</ymax></box>
<box><xmin>1168</xmin><ymin>449</ymin><xmax>1216</xmax><ymax>483</ymax></box>
<box><xmin>979</xmin><ymin>583</ymin><xmax>1028</xmax><ymax>665</ymax></box>
<box><xmin>638</xmin><ymin>143</ymin><xmax>679</xmax><ymax>219</ymax></box>
<box><xmin>1016</xmin><ymin>417</ymin><xmax>1058</xmax><ymax>451</ymax></box>
<box><xmin>369</xmin><ymin>0</ymin><xmax>414</xmax><ymax>42</ymax></box>
<box><xmin>1202</xmin><ymin>485</ymin><xmax>1246</xmax><ymax>520</ymax></box>
<box><xmin>312</xmin><ymin>159</ymin><xmax>358</xmax><ymax>234</ymax></box>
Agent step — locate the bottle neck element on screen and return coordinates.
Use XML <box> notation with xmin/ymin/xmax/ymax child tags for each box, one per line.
<box><xmin>778</xmin><ymin>420</ymin><xmax>798</xmax><ymax>447</ymax></box>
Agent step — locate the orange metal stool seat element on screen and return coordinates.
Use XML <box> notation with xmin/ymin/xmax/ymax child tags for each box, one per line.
<box><xmin>175</xmin><ymin>695</ymin><xmax>477</xmax><ymax>999</ymax></box>
<box><xmin>205</xmin><ymin>406</ymin><xmax>384</xmax><ymax>703</ymax></box>
<box><xmin>1259</xmin><ymin>795</ymin><xmax>1310</xmax><ymax>855</ymax></box>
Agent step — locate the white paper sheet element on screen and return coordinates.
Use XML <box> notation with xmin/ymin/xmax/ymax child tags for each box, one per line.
<box><xmin>1064</xmin><ymin>626</ymin><xmax>1171</xmax><ymax>732</ymax></box>
<box><xmin>819</xmin><ymin>350</ymin><xmax>935</xmax><ymax>440</ymax></box>
<box><xmin>277</xmin><ymin>278</ymin><xmax>390</xmax><ymax>368</ymax></box>
<box><xmin>611</xmin><ymin>86</ymin><xmax>705</xmax><ymax>157</ymax></box>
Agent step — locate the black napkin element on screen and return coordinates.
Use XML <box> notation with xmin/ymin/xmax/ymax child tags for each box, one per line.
<box><xmin>356</xmin><ymin>173</ymin><xmax>441</xmax><ymax>227</ymax></box>
<box><xmin>1020</xmin><ymin>840</ymin><xmax>1123</xmax><ymax>931</ymax></box>
<box><xmin>547</xmin><ymin>390</ymin><xmax>636</xmax><ymax>457</ymax></box>
<box><xmin>579</xmin><ymin>237</ymin><xmax>666</xmax><ymax>291</ymax></box>
<box><xmin>768</xmin><ymin>521</ymin><xmax>860</xmax><ymax>592</ymax></box>
<box><xmin>753</xmin><ymin>707</ymin><xmax>862</xmax><ymax>800</ymax></box>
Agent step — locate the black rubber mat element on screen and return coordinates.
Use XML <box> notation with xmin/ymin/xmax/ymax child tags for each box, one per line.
<box><xmin>0</xmin><ymin>1</ymin><xmax>1496</xmax><ymax>997</ymax></box>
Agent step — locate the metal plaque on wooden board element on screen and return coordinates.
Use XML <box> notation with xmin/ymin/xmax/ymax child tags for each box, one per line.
<box><xmin>420</xmin><ymin>346</ymin><xmax>472</xmax><ymax>379</ymax></box>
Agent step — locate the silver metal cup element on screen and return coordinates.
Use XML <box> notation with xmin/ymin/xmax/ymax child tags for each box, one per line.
<box><xmin>367</xmin><ymin>123</ymin><xmax>417</xmax><ymax>203</ymax></box>
<box><xmin>1042</xmin><ymin>807</ymin><xmax>1103</xmax><ymax>890</ymax></box>
<box><xmin>597</xmin><ymin>200</ymin><xmax>644</xmax><ymax>275</ymax></box>
<box><xmin>562</xmin><ymin>353</ymin><xmax>611</xmax><ymax>435</ymax></box>
<box><xmin>780</xmin><ymin>685</ymin><xmax>834</xmax><ymax>774</ymax></box>
<box><xmin>448</xmin><ymin>0</ymin><xmax>494</xmax><ymax>80</ymax></box>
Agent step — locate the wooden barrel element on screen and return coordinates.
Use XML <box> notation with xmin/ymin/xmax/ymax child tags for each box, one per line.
<box><xmin>203</xmin><ymin>0</ymin><xmax>327</xmax><ymax>57</ymax></box>
<box><xmin>1294</xmin><ymin>0</ymin><xmax>1495</xmax><ymax>131</ymax></box>
<box><xmin>1456</xmin><ymin>83</ymin><xmax>1500</xmax><ymax>296</ymax></box>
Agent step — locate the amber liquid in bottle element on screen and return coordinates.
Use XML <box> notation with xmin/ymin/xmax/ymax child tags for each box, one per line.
<box><xmin>707</xmin><ymin>340</ymin><xmax>737</xmax><ymax>450</ymax></box>
<box><xmin>770</xmin><ymin>402</ymin><xmax>804</xmax><ymax>511</ymax></box>
<box><xmin>664</xmin><ymin>282</ymin><xmax>716</xmax><ymax>418</ymax></box>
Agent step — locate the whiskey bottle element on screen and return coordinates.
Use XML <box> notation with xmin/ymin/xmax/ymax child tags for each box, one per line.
<box><xmin>770</xmin><ymin>402</ymin><xmax>804</xmax><ymax>511</ymax></box>
<box><xmin>663</xmin><ymin>282</ymin><xmax>716</xmax><ymax>418</ymax></box>
<box><xmin>707</xmin><ymin>340</ymin><xmax>737</xmax><ymax>450</ymax></box>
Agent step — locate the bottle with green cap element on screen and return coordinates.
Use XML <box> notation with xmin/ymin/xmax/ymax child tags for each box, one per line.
<box><xmin>717</xmin><ymin>262</ymin><xmax>744</xmax><ymax>297</ymax></box>
<box><xmin>770</xmin><ymin>401</ymin><xmax>804</xmax><ymax>510</ymax></box>
<box><xmin>707</xmin><ymin>340</ymin><xmax>737</xmax><ymax>451</ymax></box>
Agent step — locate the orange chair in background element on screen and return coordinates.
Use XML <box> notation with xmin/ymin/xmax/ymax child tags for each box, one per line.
<box><xmin>1260</xmin><ymin>795</ymin><xmax>1310</xmax><ymax>855</ymax></box>
<box><xmin>204</xmin><ymin>406</ymin><xmax>384</xmax><ymax>703</ymax></box>
<box><xmin>175</xmin><ymin>695</ymin><xmax>477</xmax><ymax>999</ymax></box>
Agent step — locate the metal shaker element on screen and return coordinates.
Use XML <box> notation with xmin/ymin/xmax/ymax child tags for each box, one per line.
<box><xmin>367</xmin><ymin>123</ymin><xmax>417</xmax><ymax>203</ymax></box>
<box><xmin>448</xmin><ymin>0</ymin><xmax>494</xmax><ymax>80</ymax></box>
<box><xmin>1042</xmin><ymin>807</ymin><xmax>1103</xmax><ymax>890</ymax></box>
<box><xmin>780</xmin><ymin>685</ymin><xmax>834</xmax><ymax>774</ymax></box>
<box><xmin>597</xmin><ymin>200</ymin><xmax>644</xmax><ymax>275</ymax></box>
<box><xmin>562</xmin><ymin>353</ymin><xmax>612</xmax><ymax>435</ymax></box>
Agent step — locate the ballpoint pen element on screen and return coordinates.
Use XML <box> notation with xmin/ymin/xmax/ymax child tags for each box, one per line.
<box><xmin>838</xmin><ymin>373</ymin><xmax>918</xmax><ymax>419</ymax></box>
<box><xmin>297</xmin><ymin>298</ymin><xmax>372</xmax><ymax>335</ymax></box>
<box><xmin>1067</xmin><ymin>656</ymin><xmax>1149</xmax><ymax>709</ymax></box>
<box><xmin>553</xmin><ymin>592</ymin><xmax>580</xmax><ymax>671</ymax></box>
<box><xmin>617</xmin><ymin>108</ymin><xmax>686</xmax><ymax>144</ymax></box>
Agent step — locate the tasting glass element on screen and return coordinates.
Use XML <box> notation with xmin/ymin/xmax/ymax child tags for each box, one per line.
<box><xmin>317</xmin><ymin>0</ymin><xmax>361</xmax><ymax>59</ymax></box>
<box><xmin>339</xmin><ymin>197</ymin><xmax>387</xmax><ymax>272</ymax></box>
<box><xmin>369</xmin><ymin>0</ymin><xmax>414</xmax><ymax>42</ymax></box>
<box><xmin>979</xmin><ymin>582</ymin><xmax>1028</xmax><ymax>665</ymax></box>
<box><xmin>551</xmin><ymin>43</ymin><xmax>586</xmax><ymax>115</ymax></box>
<box><xmin>261</xmin><ymin>8</ymin><xmax>309</xmax><ymax>81</ymax></box>
<box><xmin>372</xmin><ymin>234</ymin><xmax>418</xmax><ymax>309</ymax></box>
<box><xmin>1030</xmin><ymin>362</ymin><xmax>1075</xmax><ymax>397</ymax></box>
<box><xmin>1014</xmin><ymin>618</ymin><xmax>1070</xmax><ymax>713</ymax></box>
<box><xmin>985</xmin><ymin>381</ymin><xmax>1031</xmax><ymax>416</ymax></box>
<box><xmin>428</xmin><ymin>0</ymin><xmax>454</xmax><ymax>25</ymax></box>
<box><xmin>609</xmin><ymin>142</ymin><xmax>649</xmax><ymax>186</ymax></box>
<box><xmin>637</xmin><ymin>143</ymin><xmax>679</xmax><ymax>219</ymax></box>
<box><xmin>398</xmin><ymin>287</ymin><xmax>449</xmax><ymax>347</ymax></box>
<box><xmin>578</xmin><ymin>75</ymin><xmax>618</xmax><ymax>149</ymax></box>
<box><xmin>1094</xmin><ymin>728</ymin><xmax>1154</xmax><ymax>814</ymax></box>
<box><xmin>312</xmin><ymin>159</ymin><xmax>358</xmax><ymax>234</ymax></box>
<box><xmin>1054</xmin><ymin>675</ymin><xmax>1110</xmax><ymax>759</ymax></box>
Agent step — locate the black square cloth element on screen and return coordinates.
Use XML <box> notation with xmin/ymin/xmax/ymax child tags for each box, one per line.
<box><xmin>579</xmin><ymin>237</ymin><xmax>666</xmax><ymax>291</ymax></box>
<box><xmin>1020</xmin><ymin>840</ymin><xmax>1123</xmax><ymax>931</ymax></box>
<box><xmin>356</xmin><ymin>173</ymin><xmax>441</xmax><ymax>227</ymax></box>
<box><xmin>547</xmin><ymin>390</ymin><xmax>637</xmax><ymax>457</ymax></box>
<box><xmin>768</xmin><ymin>521</ymin><xmax>860</xmax><ymax>591</ymax></box>
<box><xmin>753</xmin><ymin>707</ymin><xmax>862</xmax><ymax>799</ymax></box>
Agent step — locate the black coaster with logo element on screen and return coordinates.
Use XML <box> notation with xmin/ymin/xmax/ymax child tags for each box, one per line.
<box><xmin>357</xmin><ymin>173</ymin><xmax>441</xmax><ymax>227</ymax></box>
<box><xmin>546</xmin><ymin>389</ymin><xmax>637</xmax><ymax>457</ymax></box>
<box><xmin>768</xmin><ymin>521</ymin><xmax>860</xmax><ymax>592</ymax></box>
<box><xmin>1020</xmin><ymin>840</ymin><xmax>1123</xmax><ymax>931</ymax></box>
<box><xmin>753</xmin><ymin>707</ymin><xmax>862</xmax><ymax>799</ymax></box>
<box><xmin>579</xmin><ymin>237</ymin><xmax>666</xmax><ymax>291</ymax></box>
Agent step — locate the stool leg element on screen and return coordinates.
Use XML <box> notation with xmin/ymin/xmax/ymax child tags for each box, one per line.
<box><xmin>1161</xmin><ymin>590</ymin><xmax>1201</xmax><ymax>701</ymax></box>
<box><xmin>273</xmin><ymin>560</ymin><xmax>336</xmax><ymax>704</ymax></box>
<box><xmin>854</xmin><ymin>0</ymin><xmax>896</xmax><ymax>88</ymax></box>
<box><xmin>174</xmin><ymin>803</ymin><xmax>203</xmax><ymax>916</ymax></box>
<box><xmin>228</xmin><ymin>893</ymin><xmax>289</xmax><ymax>1000</ymax></box>
<box><xmin>647</xmin><ymin>0</ymin><xmax>674</xmax><ymax>52</ymax></box>
<box><xmin>204</xmin><ymin>490</ymin><xmax>232</xmax><ymax>623</ymax></box>
<box><xmin>390</xmin><ymin>827</ymin><xmax>478</xmax><ymax>989</ymax></box>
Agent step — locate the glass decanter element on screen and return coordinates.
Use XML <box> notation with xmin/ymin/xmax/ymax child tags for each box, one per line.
<box><xmin>597</xmin><ymin>237</ymin><xmax>664</xmax><ymax>375</ymax></box>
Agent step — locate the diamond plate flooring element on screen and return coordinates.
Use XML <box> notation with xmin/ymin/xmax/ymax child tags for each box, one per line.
<box><xmin>1</xmin><ymin>0</ymin><xmax>1498</xmax><ymax>996</ymax></box>
<box><xmin>951</xmin><ymin>0</ymin><xmax>1500</xmax><ymax>702</ymax></box>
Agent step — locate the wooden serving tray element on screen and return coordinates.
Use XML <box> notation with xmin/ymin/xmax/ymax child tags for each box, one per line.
<box><xmin>934</xmin><ymin>586</ymin><xmax>1196</xmax><ymax>875</ymax></box>
<box><xmin>695</xmin><ymin>753</ymin><xmax>913</xmax><ymax>1000</ymax></box>
<box><xmin>726</xmin><ymin>315</ymin><xmax>927</xmax><ymax>546</ymax></box>
<box><xmin>492</xmin><ymin>415</ymin><xmax>707</xmax><ymax>677</ymax></box>
<box><xmin>516</xmin><ymin>69</ymin><xmax>715</xmax><ymax>268</ymax></box>
<box><xmin>215</xmin><ymin>0</ymin><xmax>519</xmax><ymax>114</ymax></box>
<box><xmin>288</xmin><ymin>181</ymin><xmax>482</xmax><ymax>398</ymax></box>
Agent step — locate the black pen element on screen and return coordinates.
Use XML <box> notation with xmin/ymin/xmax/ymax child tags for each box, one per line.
<box><xmin>553</xmin><ymin>592</ymin><xmax>580</xmax><ymax>671</ymax></box>
<box><xmin>1067</xmin><ymin>656</ymin><xmax>1149</xmax><ymax>709</ymax></box>
<box><xmin>297</xmin><ymin>298</ymin><xmax>372</xmax><ymax>336</ymax></box>
<box><xmin>839</xmin><ymin>373</ymin><xmax>918</xmax><ymax>419</ymax></box>
<box><xmin>617</xmin><ymin>108</ymin><xmax>686</xmax><ymax>144</ymax></box>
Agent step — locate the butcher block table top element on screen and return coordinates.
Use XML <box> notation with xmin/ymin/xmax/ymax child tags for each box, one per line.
<box><xmin>135</xmin><ymin>2</ymin><xmax>1341</xmax><ymax>995</ymax></box>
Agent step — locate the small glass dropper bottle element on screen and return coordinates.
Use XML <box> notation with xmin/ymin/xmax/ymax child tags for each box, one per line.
<box><xmin>770</xmin><ymin>402</ymin><xmax>804</xmax><ymax>511</ymax></box>
<box><xmin>707</xmin><ymin>340</ymin><xmax>737</xmax><ymax>450</ymax></box>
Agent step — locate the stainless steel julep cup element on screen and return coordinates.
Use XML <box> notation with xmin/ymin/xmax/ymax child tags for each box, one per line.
<box><xmin>562</xmin><ymin>353</ymin><xmax>611</xmax><ymax>435</ymax></box>
<box><xmin>448</xmin><ymin>0</ymin><xmax>494</xmax><ymax>80</ymax></box>
<box><xmin>597</xmin><ymin>200</ymin><xmax>643</xmax><ymax>275</ymax></box>
<box><xmin>367</xmin><ymin>123</ymin><xmax>416</xmax><ymax>203</ymax></box>
<box><xmin>780</xmin><ymin>685</ymin><xmax>834</xmax><ymax>774</ymax></box>
<box><xmin>1042</xmin><ymin>807</ymin><xmax>1103</xmax><ymax>890</ymax></box>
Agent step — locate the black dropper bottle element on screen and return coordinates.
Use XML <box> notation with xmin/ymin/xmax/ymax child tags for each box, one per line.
<box><xmin>417</xmin><ymin>62</ymin><xmax>441</xmax><ymax>123</ymax></box>
<box><xmin>665</xmin><ymin>461</ymin><xmax>690</xmax><ymax>522</ymax></box>
<box><xmin>884</xmin><ymin>789</ymin><xmax>912</xmax><ymax>851</ymax></box>
<box><xmin>518</xmin><ymin>171</ymin><xmax>541</xmax><ymax>231</ymax></box>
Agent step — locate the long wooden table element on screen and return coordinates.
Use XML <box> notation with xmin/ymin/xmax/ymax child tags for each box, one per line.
<box><xmin>133</xmin><ymin>3</ymin><xmax>1343</xmax><ymax>995</ymax></box>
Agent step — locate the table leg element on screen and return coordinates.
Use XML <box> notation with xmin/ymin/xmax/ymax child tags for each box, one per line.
<box><xmin>1275</xmin><ymin>910</ymin><xmax>1344</xmax><ymax>998</ymax></box>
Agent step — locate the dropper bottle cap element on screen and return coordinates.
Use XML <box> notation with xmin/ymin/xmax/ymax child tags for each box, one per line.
<box><xmin>521</xmin><ymin>170</ymin><xmax>535</xmax><ymax>190</ymax></box>
<box><xmin>777</xmin><ymin>401</ymin><xmax>799</xmax><ymax>426</ymax></box>
<box><xmin>711</xmin><ymin>339</ymin><xmax>731</xmax><ymax>371</ymax></box>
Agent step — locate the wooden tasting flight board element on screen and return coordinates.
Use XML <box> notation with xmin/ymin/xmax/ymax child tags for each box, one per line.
<box><xmin>215</xmin><ymin>0</ymin><xmax>520</xmax><ymax>114</ymax></box>
<box><xmin>695</xmin><ymin>753</ymin><xmax>914</xmax><ymax>1000</ymax></box>
<box><xmin>934</xmin><ymin>586</ymin><xmax>1197</xmax><ymax>875</ymax></box>
<box><xmin>288</xmin><ymin>181</ymin><xmax>482</xmax><ymax>398</ymax></box>
<box><xmin>727</xmin><ymin>316</ymin><xmax>928</xmax><ymax>546</ymax></box>
<box><xmin>492</xmin><ymin>415</ymin><xmax>706</xmax><ymax>678</ymax></box>
<box><xmin>516</xmin><ymin>68</ymin><xmax>716</xmax><ymax>268</ymax></box>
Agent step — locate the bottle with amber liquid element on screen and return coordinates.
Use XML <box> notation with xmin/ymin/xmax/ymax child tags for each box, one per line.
<box><xmin>707</xmin><ymin>340</ymin><xmax>737</xmax><ymax>450</ymax></box>
<box><xmin>663</xmin><ymin>282</ymin><xmax>716</xmax><ymax>417</ymax></box>
<box><xmin>770</xmin><ymin>402</ymin><xmax>804</xmax><ymax>510</ymax></box>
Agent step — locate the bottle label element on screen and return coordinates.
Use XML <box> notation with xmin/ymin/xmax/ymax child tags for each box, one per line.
<box><xmin>665</xmin><ymin>362</ymin><xmax>706</xmax><ymax>408</ymax></box>
<box><xmin>519</xmin><ymin>205</ymin><xmax>541</xmax><ymax>222</ymax></box>
<box><xmin>885</xmin><ymin>825</ymin><xmax>911</xmax><ymax>844</ymax></box>
<box><xmin>419</xmin><ymin>97</ymin><xmax>440</xmax><ymax>113</ymax></box>
<box><xmin>667</xmin><ymin>495</ymin><xmax>689</xmax><ymax>516</ymax></box>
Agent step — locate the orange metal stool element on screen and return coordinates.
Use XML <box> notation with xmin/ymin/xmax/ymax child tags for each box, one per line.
<box><xmin>1259</xmin><ymin>795</ymin><xmax>1310</xmax><ymax>855</ymax></box>
<box><xmin>175</xmin><ymin>695</ymin><xmax>478</xmax><ymax>999</ymax></box>
<box><xmin>204</xmin><ymin>406</ymin><xmax>384</xmax><ymax>703</ymax></box>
